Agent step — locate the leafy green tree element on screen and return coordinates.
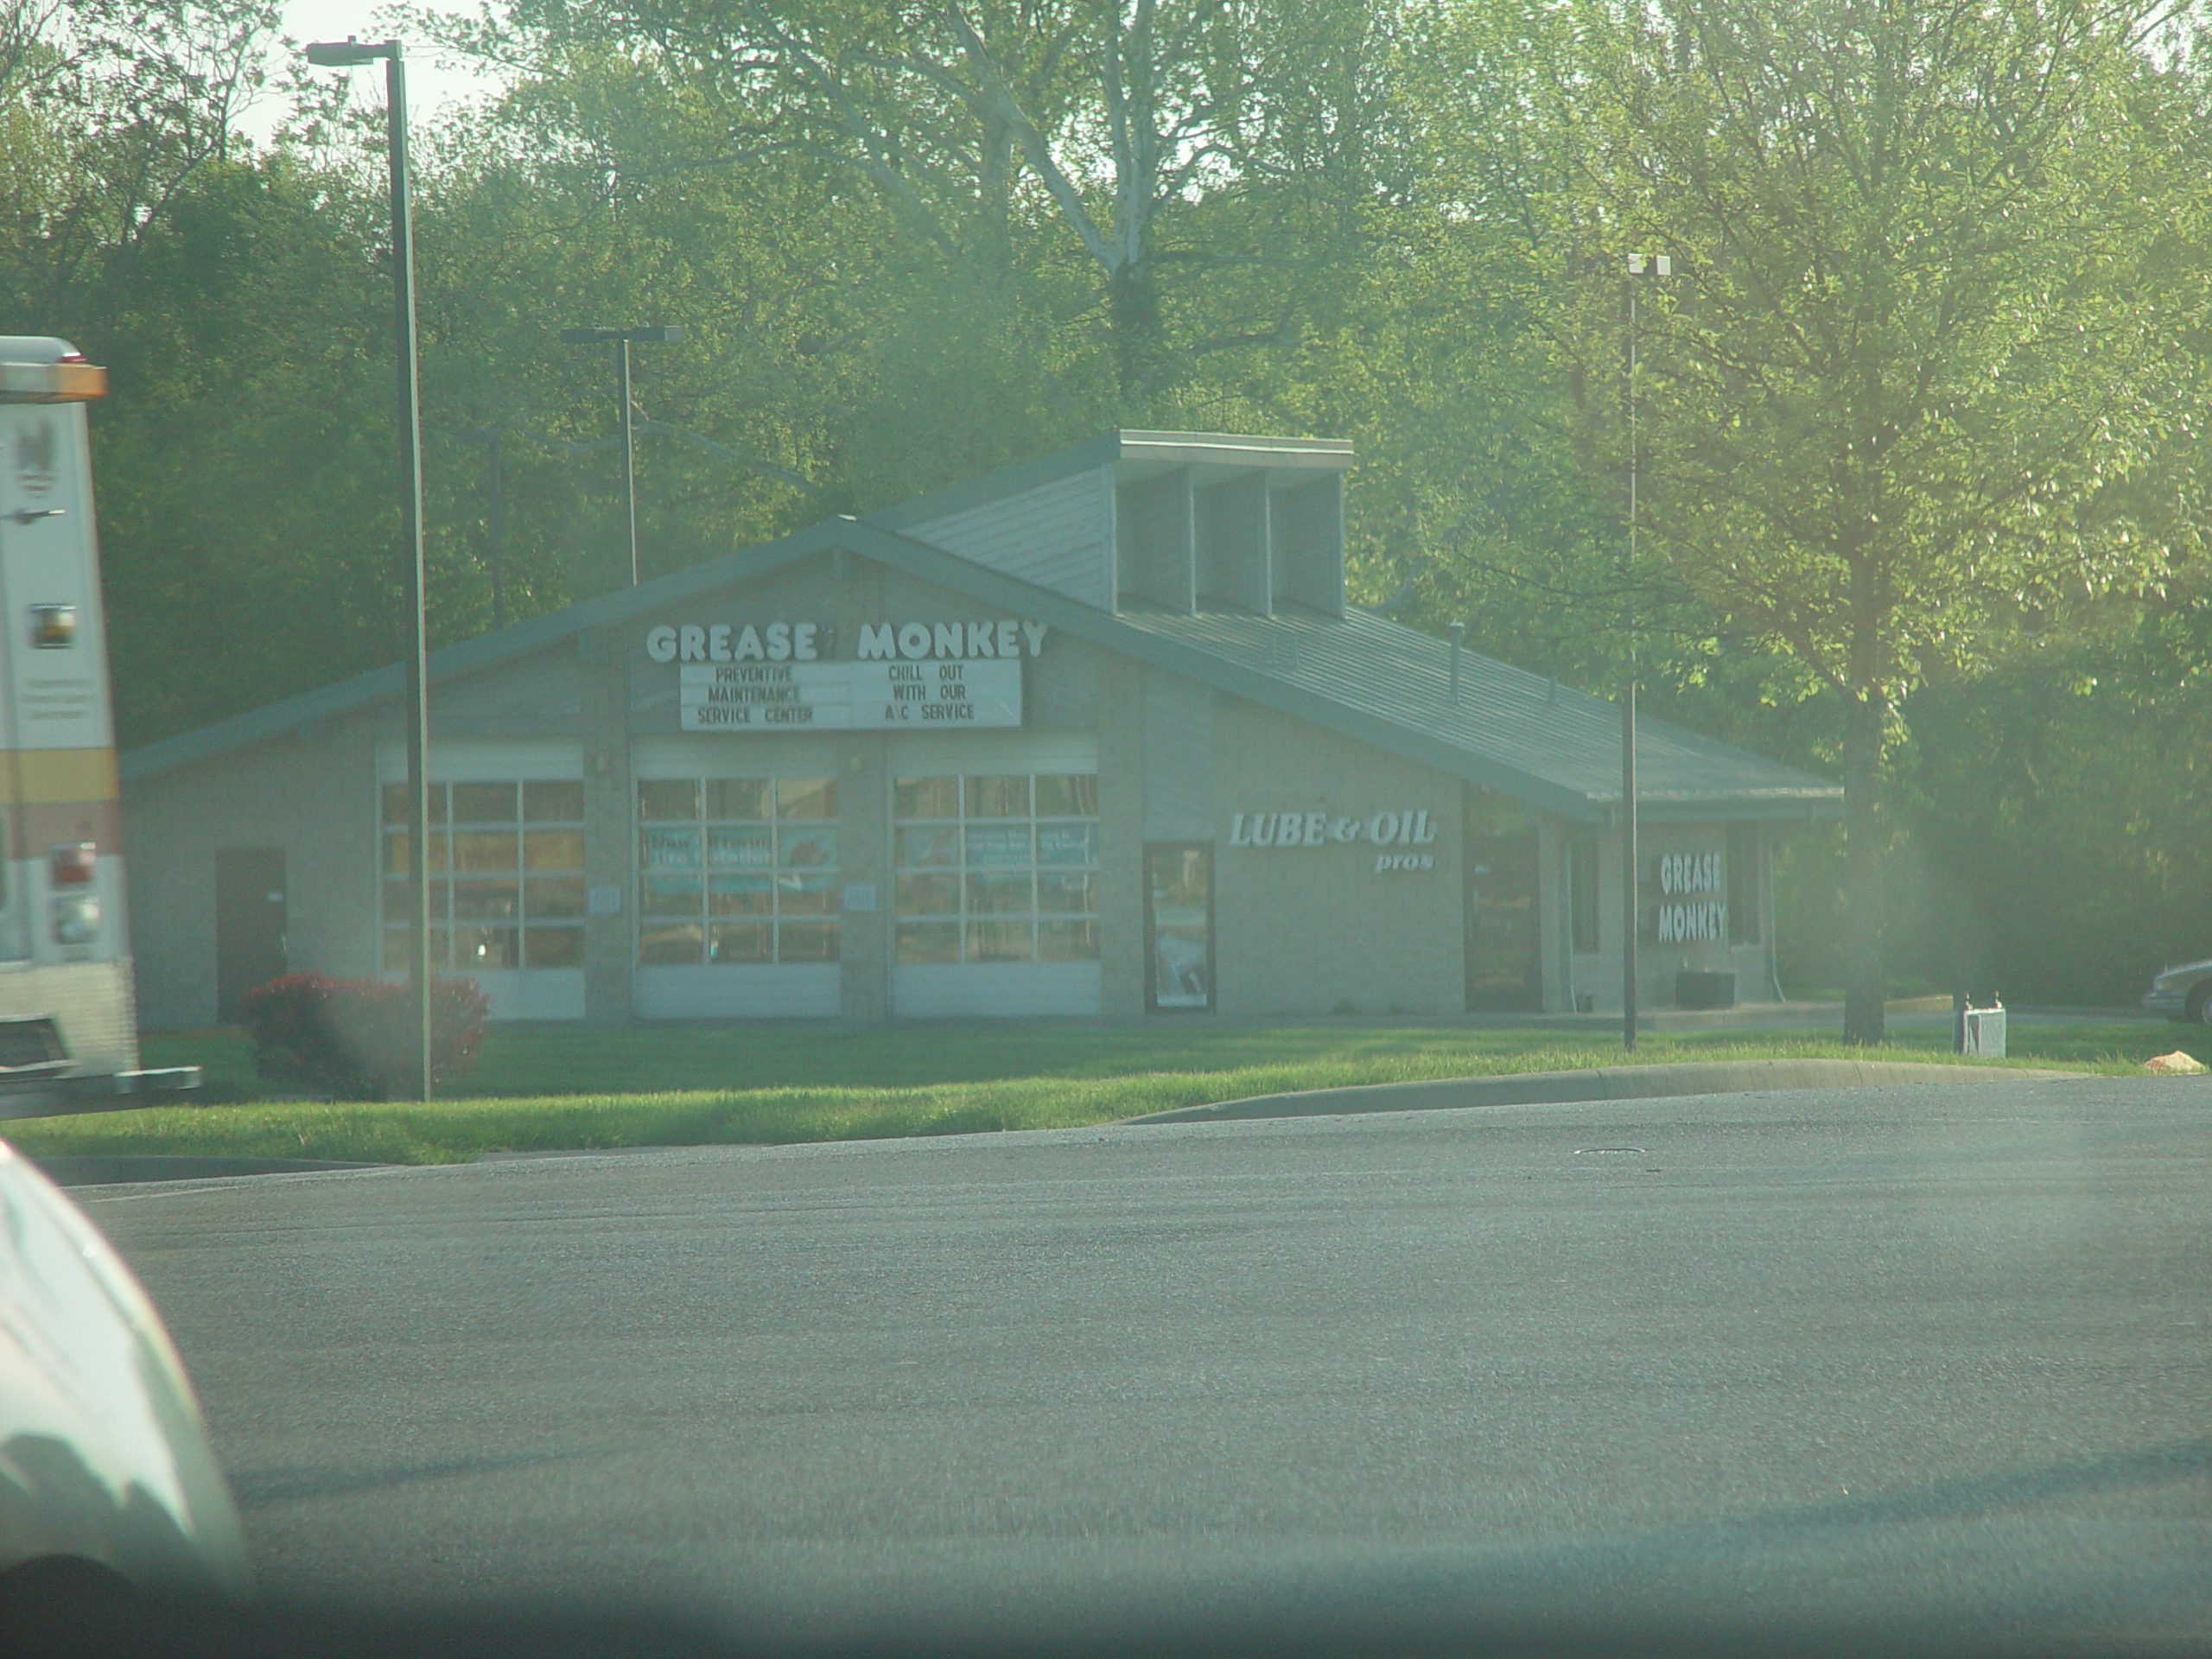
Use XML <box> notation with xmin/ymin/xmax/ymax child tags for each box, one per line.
<box><xmin>0</xmin><ymin>0</ymin><xmax>280</xmax><ymax>315</ymax></box>
<box><xmin>80</xmin><ymin>150</ymin><xmax>399</xmax><ymax>744</ymax></box>
<box><xmin>1559</xmin><ymin>0</ymin><xmax>2203</xmax><ymax>1039</ymax></box>
<box><xmin>428</xmin><ymin>0</ymin><xmax>1408</xmax><ymax>410</ymax></box>
<box><xmin>1893</xmin><ymin>587</ymin><xmax>2212</xmax><ymax>1004</ymax></box>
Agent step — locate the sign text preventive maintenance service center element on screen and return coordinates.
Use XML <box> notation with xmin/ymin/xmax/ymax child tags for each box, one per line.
<box><xmin>647</xmin><ymin>617</ymin><xmax>1046</xmax><ymax>731</ymax></box>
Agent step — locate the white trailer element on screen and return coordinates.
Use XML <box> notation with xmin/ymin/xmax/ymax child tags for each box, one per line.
<box><xmin>0</xmin><ymin>336</ymin><xmax>194</xmax><ymax>1116</ymax></box>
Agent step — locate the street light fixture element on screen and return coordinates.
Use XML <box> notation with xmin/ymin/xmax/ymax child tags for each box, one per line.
<box><xmin>561</xmin><ymin>324</ymin><xmax>682</xmax><ymax>586</ymax></box>
<box><xmin>1620</xmin><ymin>251</ymin><xmax>1672</xmax><ymax>1052</ymax></box>
<box><xmin>305</xmin><ymin>35</ymin><xmax>432</xmax><ymax>1103</ymax></box>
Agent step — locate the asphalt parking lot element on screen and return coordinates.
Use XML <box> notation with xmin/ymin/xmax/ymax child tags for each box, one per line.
<box><xmin>84</xmin><ymin>1077</ymin><xmax>2212</xmax><ymax>1652</ymax></box>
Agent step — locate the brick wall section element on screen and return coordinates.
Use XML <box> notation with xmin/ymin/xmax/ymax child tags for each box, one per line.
<box><xmin>836</xmin><ymin>562</ymin><xmax>891</xmax><ymax>1022</ymax></box>
<box><xmin>580</xmin><ymin>631</ymin><xmax>633</xmax><ymax>1025</ymax></box>
<box><xmin>1210</xmin><ymin>696</ymin><xmax>1464</xmax><ymax>1018</ymax></box>
<box><xmin>1096</xmin><ymin>655</ymin><xmax>1146</xmax><ymax>1018</ymax></box>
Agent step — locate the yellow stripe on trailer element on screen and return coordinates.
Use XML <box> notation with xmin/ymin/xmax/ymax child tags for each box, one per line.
<box><xmin>0</xmin><ymin>749</ymin><xmax>119</xmax><ymax>804</ymax></box>
<box><xmin>0</xmin><ymin>359</ymin><xmax>106</xmax><ymax>403</ymax></box>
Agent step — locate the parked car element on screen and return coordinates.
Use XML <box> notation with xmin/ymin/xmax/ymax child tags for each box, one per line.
<box><xmin>2142</xmin><ymin>957</ymin><xmax>2212</xmax><ymax>1023</ymax></box>
<box><xmin>0</xmin><ymin>1141</ymin><xmax>251</xmax><ymax>1605</ymax></box>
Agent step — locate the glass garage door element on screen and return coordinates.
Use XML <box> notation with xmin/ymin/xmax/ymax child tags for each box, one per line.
<box><xmin>632</xmin><ymin>774</ymin><xmax>842</xmax><ymax>1018</ymax></box>
<box><xmin>379</xmin><ymin>778</ymin><xmax>586</xmax><ymax>1020</ymax></box>
<box><xmin>890</xmin><ymin>771</ymin><xmax>1101</xmax><ymax>1017</ymax></box>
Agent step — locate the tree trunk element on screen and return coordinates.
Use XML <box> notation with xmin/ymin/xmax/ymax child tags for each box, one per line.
<box><xmin>1109</xmin><ymin>257</ymin><xmax>1161</xmax><ymax>404</ymax></box>
<box><xmin>1841</xmin><ymin>688</ymin><xmax>1886</xmax><ymax>1045</ymax></box>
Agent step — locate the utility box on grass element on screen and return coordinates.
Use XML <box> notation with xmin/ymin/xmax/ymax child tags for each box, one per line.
<box><xmin>1675</xmin><ymin>969</ymin><xmax>1737</xmax><ymax>1011</ymax></box>
<box><xmin>1955</xmin><ymin>998</ymin><xmax>2006</xmax><ymax>1059</ymax></box>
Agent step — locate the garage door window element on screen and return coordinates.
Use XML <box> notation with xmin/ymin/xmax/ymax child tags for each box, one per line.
<box><xmin>382</xmin><ymin>780</ymin><xmax>585</xmax><ymax>970</ymax></box>
<box><xmin>893</xmin><ymin>773</ymin><xmax>1098</xmax><ymax>963</ymax></box>
<box><xmin>638</xmin><ymin>777</ymin><xmax>839</xmax><ymax>965</ymax></box>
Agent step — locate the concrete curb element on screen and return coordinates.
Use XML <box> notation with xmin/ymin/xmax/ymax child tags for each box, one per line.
<box><xmin>1126</xmin><ymin>1058</ymin><xmax>2079</xmax><ymax>1126</ymax></box>
<box><xmin>31</xmin><ymin>1155</ymin><xmax>384</xmax><ymax>1186</ymax></box>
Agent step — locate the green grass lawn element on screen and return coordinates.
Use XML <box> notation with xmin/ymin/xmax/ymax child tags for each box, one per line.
<box><xmin>3</xmin><ymin>1018</ymin><xmax>2199</xmax><ymax>1168</ymax></box>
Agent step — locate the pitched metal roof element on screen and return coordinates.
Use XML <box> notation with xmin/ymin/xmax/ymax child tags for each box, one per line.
<box><xmin>120</xmin><ymin>515</ymin><xmax>857</xmax><ymax>782</ymax></box>
<box><xmin>120</xmin><ymin>461</ymin><xmax>1836</xmax><ymax>823</ymax></box>
<box><xmin>1107</xmin><ymin>602</ymin><xmax>1838</xmax><ymax>822</ymax></box>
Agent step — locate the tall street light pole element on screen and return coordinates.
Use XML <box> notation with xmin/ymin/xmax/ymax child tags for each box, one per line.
<box><xmin>454</xmin><ymin>428</ymin><xmax>505</xmax><ymax>629</ymax></box>
<box><xmin>561</xmin><ymin>325</ymin><xmax>682</xmax><ymax>586</ymax></box>
<box><xmin>306</xmin><ymin>36</ymin><xmax>431</xmax><ymax>1103</ymax></box>
<box><xmin>1621</xmin><ymin>251</ymin><xmax>1672</xmax><ymax>1052</ymax></box>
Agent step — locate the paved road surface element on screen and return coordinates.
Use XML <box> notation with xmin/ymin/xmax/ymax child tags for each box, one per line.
<box><xmin>82</xmin><ymin>1079</ymin><xmax>2212</xmax><ymax>1650</ymax></box>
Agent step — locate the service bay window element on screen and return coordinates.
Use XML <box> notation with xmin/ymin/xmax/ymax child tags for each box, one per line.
<box><xmin>893</xmin><ymin>773</ymin><xmax>1099</xmax><ymax>963</ymax></box>
<box><xmin>382</xmin><ymin>781</ymin><xmax>586</xmax><ymax>971</ymax></box>
<box><xmin>637</xmin><ymin>778</ymin><xmax>838</xmax><ymax>965</ymax></box>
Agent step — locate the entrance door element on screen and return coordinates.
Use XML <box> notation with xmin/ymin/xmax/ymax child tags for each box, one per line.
<box><xmin>216</xmin><ymin>849</ymin><xmax>287</xmax><ymax>1022</ymax></box>
<box><xmin>1145</xmin><ymin>843</ymin><xmax>1213</xmax><ymax>1012</ymax></box>
<box><xmin>1465</xmin><ymin>830</ymin><xmax>1540</xmax><ymax>1011</ymax></box>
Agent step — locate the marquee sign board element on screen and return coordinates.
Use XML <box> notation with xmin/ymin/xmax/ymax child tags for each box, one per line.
<box><xmin>679</xmin><ymin>659</ymin><xmax>1022</xmax><ymax>731</ymax></box>
<box><xmin>653</xmin><ymin>615</ymin><xmax>1040</xmax><ymax>731</ymax></box>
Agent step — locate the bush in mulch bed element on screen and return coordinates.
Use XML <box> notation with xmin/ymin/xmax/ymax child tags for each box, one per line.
<box><xmin>241</xmin><ymin>973</ymin><xmax>490</xmax><ymax>1100</ymax></box>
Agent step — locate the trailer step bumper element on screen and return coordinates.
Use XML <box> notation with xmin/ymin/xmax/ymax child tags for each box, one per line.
<box><xmin>0</xmin><ymin>1066</ymin><xmax>203</xmax><ymax>1121</ymax></box>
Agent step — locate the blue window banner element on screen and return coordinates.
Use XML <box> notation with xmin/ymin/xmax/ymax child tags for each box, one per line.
<box><xmin>779</xmin><ymin>827</ymin><xmax>837</xmax><ymax>868</ymax></box>
<box><xmin>964</xmin><ymin>823</ymin><xmax>1031</xmax><ymax>868</ymax></box>
<box><xmin>643</xmin><ymin>826</ymin><xmax>702</xmax><ymax>868</ymax></box>
<box><xmin>1036</xmin><ymin>823</ymin><xmax>1097</xmax><ymax>867</ymax></box>
<box><xmin>707</xmin><ymin>828</ymin><xmax>773</xmax><ymax>870</ymax></box>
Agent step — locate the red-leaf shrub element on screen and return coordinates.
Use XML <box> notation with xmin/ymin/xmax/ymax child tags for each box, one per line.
<box><xmin>241</xmin><ymin>972</ymin><xmax>490</xmax><ymax>1099</ymax></box>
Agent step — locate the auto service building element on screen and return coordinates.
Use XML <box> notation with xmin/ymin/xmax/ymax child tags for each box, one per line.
<box><xmin>118</xmin><ymin>430</ymin><xmax>1840</xmax><ymax>1027</ymax></box>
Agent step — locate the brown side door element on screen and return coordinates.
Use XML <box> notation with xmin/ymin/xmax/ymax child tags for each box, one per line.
<box><xmin>215</xmin><ymin>848</ymin><xmax>287</xmax><ymax>1023</ymax></box>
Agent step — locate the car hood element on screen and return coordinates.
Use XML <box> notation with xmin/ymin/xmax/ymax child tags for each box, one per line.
<box><xmin>0</xmin><ymin>1141</ymin><xmax>251</xmax><ymax>1596</ymax></box>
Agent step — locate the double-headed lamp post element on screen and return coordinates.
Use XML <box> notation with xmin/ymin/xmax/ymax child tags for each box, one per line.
<box><xmin>561</xmin><ymin>325</ymin><xmax>682</xmax><ymax>586</ymax></box>
<box><xmin>305</xmin><ymin>36</ymin><xmax>432</xmax><ymax>1102</ymax></box>
<box><xmin>1621</xmin><ymin>251</ymin><xmax>1672</xmax><ymax>1052</ymax></box>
